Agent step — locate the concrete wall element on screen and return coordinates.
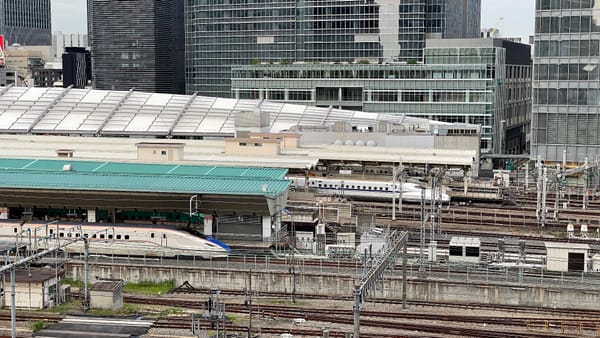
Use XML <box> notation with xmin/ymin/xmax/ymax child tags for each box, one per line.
<box><xmin>68</xmin><ymin>263</ymin><xmax>600</xmax><ymax>310</ymax></box>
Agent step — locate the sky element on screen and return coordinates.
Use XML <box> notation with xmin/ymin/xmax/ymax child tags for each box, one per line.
<box><xmin>51</xmin><ymin>0</ymin><xmax>536</xmax><ymax>42</ymax></box>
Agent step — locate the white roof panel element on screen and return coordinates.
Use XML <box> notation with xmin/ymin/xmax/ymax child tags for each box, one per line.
<box><xmin>18</xmin><ymin>88</ymin><xmax>48</xmax><ymax>101</ymax></box>
<box><xmin>81</xmin><ymin>90</ymin><xmax>108</xmax><ymax>103</ymax></box>
<box><xmin>197</xmin><ymin>118</ymin><xmax>224</xmax><ymax>132</ymax></box>
<box><xmin>145</xmin><ymin>93</ymin><xmax>172</xmax><ymax>106</ymax></box>
<box><xmin>126</xmin><ymin>115</ymin><xmax>155</xmax><ymax>132</ymax></box>
<box><xmin>211</xmin><ymin>98</ymin><xmax>236</xmax><ymax>110</ymax></box>
<box><xmin>0</xmin><ymin>112</ymin><xmax>21</xmax><ymax>129</ymax></box>
<box><xmin>57</xmin><ymin>113</ymin><xmax>89</xmax><ymax>130</ymax></box>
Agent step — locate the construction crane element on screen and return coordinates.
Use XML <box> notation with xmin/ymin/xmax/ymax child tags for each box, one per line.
<box><xmin>490</xmin><ymin>17</ymin><xmax>504</xmax><ymax>38</ymax></box>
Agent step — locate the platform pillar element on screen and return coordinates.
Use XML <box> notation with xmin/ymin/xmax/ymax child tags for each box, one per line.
<box><xmin>262</xmin><ymin>216</ymin><xmax>272</xmax><ymax>241</ymax></box>
<box><xmin>204</xmin><ymin>215</ymin><xmax>213</xmax><ymax>236</ymax></box>
<box><xmin>87</xmin><ymin>209</ymin><xmax>96</xmax><ymax>223</ymax></box>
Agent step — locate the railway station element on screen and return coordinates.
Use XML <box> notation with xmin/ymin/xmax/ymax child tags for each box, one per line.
<box><xmin>3</xmin><ymin>87</ymin><xmax>600</xmax><ymax>337</ymax></box>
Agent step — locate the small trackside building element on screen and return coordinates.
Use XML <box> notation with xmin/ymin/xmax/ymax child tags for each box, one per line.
<box><xmin>90</xmin><ymin>280</ymin><xmax>124</xmax><ymax>310</ymax></box>
<box><xmin>3</xmin><ymin>268</ymin><xmax>65</xmax><ymax>310</ymax></box>
<box><xmin>545</xmin><ymin>242</ymin><xmax>590</xmax><ymax>272</ymax></box>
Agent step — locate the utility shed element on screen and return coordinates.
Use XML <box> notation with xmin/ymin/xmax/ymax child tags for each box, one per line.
<box><xmin>448</xmin><ymin>237</ymin><xmax>481</xmax><ymax>263</ymax></box>
<box><xmin>90</xmin><ymin>280</ymin><xmax>124</xmax><ymax>311</ymax></box>
<box><xmin>545</xmin><ymin>242</ymin><xmax>590</xmax><ymax>272</ymax></box>
<box><xmin>4</xmin><ymin>268</ymin><xmax>64</xmax><ymax>309</ymax></box>
<box><xmin>136</xmin><ymin>142</ymin><xmax>185</xmax><ymax>161</ymax></box>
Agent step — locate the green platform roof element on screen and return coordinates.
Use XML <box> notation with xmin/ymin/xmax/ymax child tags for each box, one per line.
<box><xmin>0</xmin><ymin>158</ymin><xmax>287</xmax><ymax>180</ymax></box>
<box><xmin>0</xmin><ymin>158</ymin><xmax>289</xmax><ymax>198</ymax></box>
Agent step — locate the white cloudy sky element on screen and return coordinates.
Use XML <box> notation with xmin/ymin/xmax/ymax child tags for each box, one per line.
<box><xmin>51</xmin><ymin>0</ymin><xmax>536</xmax><ymax>41</ymax></box>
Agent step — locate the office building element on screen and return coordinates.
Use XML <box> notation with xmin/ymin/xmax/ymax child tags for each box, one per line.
<box><xmin>87</xmin><ymin>0</ymin><xmax>185</xmax><ymax>94</ymax></box>
<box><xmin>232</xmin><ymin>38</ymin><xmax>532</xmax><ymax>155</ymax></box>
<box><xmin>52</xmin><ymin>32</ymin><xmax>88</xmax><ymax>61</ymax></box>
<box><xmin>533</xmin><ymin>0</ymin><xmax>600</xmax><ymax>163</ymax></box>
<box><xmin>62</xmin><ymin>47</ymin><xmax>90</xmax><ymax>89</ymax></box>
<box><xmin>0</xmin><ymin>0</ymin><xmax>52</xmax><ymax>46</ymax></box>
<box><xmin>185</xmin><ymin>0</ymin><xmax>481</xmax><ymax>97</ymax></box>
<box><xmin>32</xmin><ymin>67</ymin><xmax>61</xmax><ymax>87</ymax></box>
<box><xmin>4</xmin><ymin>45</ymin><xmax>52</xmax><ymax>86</ymax></box>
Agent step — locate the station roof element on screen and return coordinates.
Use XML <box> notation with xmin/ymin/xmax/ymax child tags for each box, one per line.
<box><xmin>0</xmin><ymin>158</ymin><xmax>287</xmax><ymax>180</ymax></box>
<box><xmin>0</xmin><ymin>86</ymin><xmax>461</xmax><ymax>137</ymax></box>
<box><xmin>0</xmin><ymin>158</ymin><xmax>289</xmax><ymax>198</ymax></box>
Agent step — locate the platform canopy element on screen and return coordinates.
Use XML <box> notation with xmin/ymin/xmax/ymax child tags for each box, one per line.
<box><xmin>0</xmin><ymin>86</ymin><xmax>464</xmax><ymax>137</ymax></box>
<box><xmin>0</xmin><ymin>158</ymin><xmax>289</xmax><ymax>216</ymax></box>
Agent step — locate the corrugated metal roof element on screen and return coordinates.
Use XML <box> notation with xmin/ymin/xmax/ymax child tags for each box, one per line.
<box><xmin>0</xmin><ymin>170</ymin><xmax>289</xmax><ymax>197</ymax></box>
<box><xmin>0</xmin><ymin>158</ymin><xmax>287</xmax><ymax>180</ymax></box>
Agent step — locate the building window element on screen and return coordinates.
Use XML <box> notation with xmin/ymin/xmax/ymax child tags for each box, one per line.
<box><xmin>161</xmin><ymin>150</ymin><xmax>167</xmax><ymax>155</ymax></box>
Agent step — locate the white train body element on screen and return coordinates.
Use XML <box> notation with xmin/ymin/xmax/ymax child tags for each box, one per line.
<box><xmin>0</xmin><ymin>221</ymin><xmax>230</xmax><ymax>259</ymax></box>
<box><xmin>299</xmin><ymin>177</ymin><xmax>450</xmax><ymax>203</ymax></box>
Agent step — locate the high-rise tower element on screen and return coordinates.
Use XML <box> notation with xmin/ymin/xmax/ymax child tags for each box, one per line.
<box><xmin>185</xmin><ymin>0</ymin><xmax>481</xmax><ymax>97</ymax></box>
<box><xmin>0</xmin><ymin>0</ymin><xmax>51</xmax><ymax>46</ymax></box>
<box><xmin>87</xmin><ymin>0</ymin><xmax>185</xmax><ymax>94</ymax></box>
<box><xmin>533</xmin><ymin>0</ymin><xmax>600</xmax><ymax>162</ymax></box>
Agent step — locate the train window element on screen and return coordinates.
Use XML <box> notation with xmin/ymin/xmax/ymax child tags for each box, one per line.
<box><xmin>352</xmin><ymin>185</ymin><xmax>355</xmax><ymax>188</ymax></box>
<box><xmin>108</xmin><ymin>234</ymin><xmax>113</xmax><ymax>239</ymax></box>
<box><xmin>385</xmin><ymin>187</ymin><xmax>388</xmax><ymax>191</ymax></box>
<box><xmin>318</xmin><ymin>184</ymin><xmax>322</xmax><ymax>187</ymax></box>
<box><xmin>124</xmin><ymin>235</ymin><xmax>130</xmax><ymax>240</ymax></box>
<box><xmin>59</xmin><ymin>233</ymin><xmax>64</xmax><ymax>237</ymax></box>
<box><xmin>151</xmin><ymin>233</ymin><xmax>155</xmax><ymax>238</ymax></box>
<box><xmin>116</xmin><ymin>235</ymin><xmax>121</xmax><ymax>240</ymax></box>
<box><xmin>379</xmin><ymin>187</ymin><xmax>383</xmax><ymax>190</ymax></box>
<box><xmin>100</xmin><ymin>234</ymin><xmax>105</xmax><ymax>239</ymax></box>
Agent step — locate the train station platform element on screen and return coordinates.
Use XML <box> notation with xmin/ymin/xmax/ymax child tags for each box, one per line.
<box><xmin>0</xmin><ymin>158</ymin><xmax>290</xmax><ymax>241</ymax></box>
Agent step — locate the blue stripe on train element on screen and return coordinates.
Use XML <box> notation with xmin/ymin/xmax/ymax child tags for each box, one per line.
<box><xmin>206</xmin><ymin>236</ymin><xmax>231</xmax><ymax>252</ymax></box>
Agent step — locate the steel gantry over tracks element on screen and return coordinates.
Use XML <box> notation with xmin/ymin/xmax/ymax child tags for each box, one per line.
<box><xmin>353</xmin><ymin>230</ymin><xmax>408</xmax><ymax>338</ymax></box>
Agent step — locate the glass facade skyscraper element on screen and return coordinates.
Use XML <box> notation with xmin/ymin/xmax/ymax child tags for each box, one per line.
<box><xmin>185</xmin><ymin>0</ymin><xmax>481</xmax><ymax>97</ymax></box>
<box><xmin>231</xmin><ymin>39</ymin><xmax>532</xmax><ymax>155</ymax></box>
<box><xmin>533</xmin><ymin>0</ymin><xmax>600</xmax><ymax>162</ymax></box>
<box><xmin>0</xmin><ymin>0</ymin><xmax>51</xmax><ymax>46</ymax></box>
<box><xmin>87</xmin><ymin>0</ymin><xmax>185</xmax><ymax>94</ymax></box>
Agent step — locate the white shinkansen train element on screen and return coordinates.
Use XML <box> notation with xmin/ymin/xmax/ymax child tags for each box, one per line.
<box><xmin>291</xmin><ymin>177</ymin><xmax>450</xmax><ymax>203</ymax></box>
<box><xmin>0</xmin><ymin>221</ymin><xmax>230</xmax><ymax>258</ymax></box>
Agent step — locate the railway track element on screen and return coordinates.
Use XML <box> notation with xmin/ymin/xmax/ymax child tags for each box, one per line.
<box><xmin>166</xmin><ymin>286</ymin><xmax>600</xmax><ymax>318</ymax></box>
<box><xmin>128</xmin><ymin>295</ymin><xmax>592</xmax><ymax>337</ymax></box>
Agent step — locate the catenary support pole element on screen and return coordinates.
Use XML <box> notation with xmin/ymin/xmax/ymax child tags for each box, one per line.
<box><xmin>10</xmin><ymin>268</ymin><xmax>16</xmax><ymax>338</ymax></box>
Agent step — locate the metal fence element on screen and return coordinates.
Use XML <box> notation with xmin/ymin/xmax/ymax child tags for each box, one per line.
<box><xmin>68</xmin><ymin>252</ymin><xmax>600</xmax><ymax>292</ymax></box>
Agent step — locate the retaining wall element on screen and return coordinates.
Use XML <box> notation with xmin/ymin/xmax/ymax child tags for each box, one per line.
<box><xmin>67</xmin><ymin>262</ymin><xmax>600</xmax><ymax>310</ymax></box>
